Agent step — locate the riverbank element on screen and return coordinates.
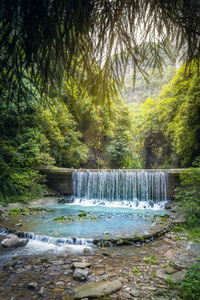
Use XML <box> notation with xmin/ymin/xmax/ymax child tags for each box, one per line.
<box><xmin>0</xmin><ymin>232</ymin><xmax>199</xmax><ymax>299</ymax></box>
<box><xmin>0</xmin><ymin>197</ymin><xmax>59</xmax><ymax>212</ymax></box>
<box><xmin>0</xmin><ymin>198</ymin><xmax>199</xmax><ymax>299</ymax></box>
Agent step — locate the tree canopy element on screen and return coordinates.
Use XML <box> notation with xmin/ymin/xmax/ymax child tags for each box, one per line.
<box><xmin>1</xmin><ymin>0</ymin><xmax>200</xmax><ymax>103</ymax></box>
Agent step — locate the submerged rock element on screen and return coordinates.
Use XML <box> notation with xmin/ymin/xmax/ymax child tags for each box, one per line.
<box><xmin>1</xmin><ymin>234</ymin><xmax>29</xmax><ymax>248</ymax></box>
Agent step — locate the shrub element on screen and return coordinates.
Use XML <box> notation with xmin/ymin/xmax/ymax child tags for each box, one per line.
<box><xmin>175</xmin><ymin>157</ymin><xmax>200</xmax><ymax>218</ymax></box>
<box><xmin>179</xmin><ymin>262</ymin><xmax>200</xmax><ymax>299</ymax></box>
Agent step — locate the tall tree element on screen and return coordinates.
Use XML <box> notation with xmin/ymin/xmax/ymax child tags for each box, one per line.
<box><xmin>1</xmin><ymin>0</ymin><xmax>200</xmax><ymax>103</ymax></box>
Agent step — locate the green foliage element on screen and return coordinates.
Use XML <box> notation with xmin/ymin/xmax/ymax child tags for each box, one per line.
<box><xmin>123</xmin><ymin>62</ymin><xmax>176</xmax><ymax>104</ymax></box>
<box><xmin>166</xmin><ymin>275</ymin><xmax>176</xmax><ymax>290</ymax></box>
<box><xmin>7</xmin><ymin>207</ymin><xmax>20</xmax><ymax>215</ymax></box>
<box><xmin>132</xmin><ymin>63</ymin><xmax>200</xmax><ymax>168</ymax></box>
<box><xmin>132</xmin><ymin>266</ymin><xmax>141</xmax><ymax>275</ymax></box>
<box><xmin>175</xmin><ymin>157</ymin><xmax>200</xmax><ymax>217</ymax></box>
<box><xmin>105</xmin><ymin>103</ymin><xmax>143</xmax><ymax>169</ymax></box>
<box><xmin>1</xmin><ymin>0</ymin><xmax>200</xmax><ymax>110</ymax></box>
<box><xmin>143</xmin><ymin>254</ymin><xmax>158</xmax><ymax>265</ymax></box>
<box><xmin>179</xmin><ymin>262</ymin><xmax>200</xmax><ymax>299</ymax></box>
<box><xmin>0</xmin><ymin>77</ymin><xmax>89</xmax><ymax>203</ymax></box>
<box><xmin>40</xmin><ymin>101</ymin><xmax>88</xmax><ymax>168</ymax></box>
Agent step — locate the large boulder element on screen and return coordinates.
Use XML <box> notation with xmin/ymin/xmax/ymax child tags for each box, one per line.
<box><xmin>1</xmin><ymin>234</ymin><xmax>29</xmax><ymax>248</ymax></box>
<box><xmin>74</xmin><ymin>279</ymin><xmax>122</xmax><ymax>299</ymax></box>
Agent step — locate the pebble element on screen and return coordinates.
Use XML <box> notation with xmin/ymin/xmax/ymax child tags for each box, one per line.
<box><xmin>27</xmin><ymin>282</ymin><xmax>38</xmax><ymax>290</ymax></box>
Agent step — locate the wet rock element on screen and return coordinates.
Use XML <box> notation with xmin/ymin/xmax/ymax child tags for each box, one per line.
<box><xmin>28</xmin><ymin>282</ymin><xmax>38</xmax><ymax>290</ymax></box>
<box><xmin>116</xmin><ymin>239</ymin><xmax>123</xmax><ymax>246</ymax></box>
<box><xmin>129</xmin><ymin>288</ymin><xmax>141</xmax><ymax>297</ymax></box>
<box><xmin>141</xmin><ymin>285</ymin><xmax>157</xmax><ymax>291</ymax></box>
<box><xmin>38</xmin><ymin>286</ymin><xmax>46</xmax><ymax>296</ymax></box>
<box><xmin>65</xmin><ymin>196</ymin><xmax>74</xmax><ymax>203</ymax></box>
<box><xmin>58</xmin><ymin>197</ymin><xmax>66</xmax><ymax>203</ymax></box>
<box><xmin>99</xmin><ymin>201</ymin><xmax>105</xmax><ymax>205</ymax></box>
<box><xmin>56</xmin><ymin>281</ymin><xmax>65</xmax><ymax>285</ymax></box>
<box><xmin>74</xmin><ymin>279</ymin><xmax>122</xmax><ymax>299</ymax></box>
<box><xmin>84</xmin><ymin>248</ymin><xmax>91</xmax><ymax>254</ymax></box>
<box><xmin>72</xmin><ymin>258</ymin><xmax>79</xmax><ymax>262</ymax></box>
<box><xmin>156</xmin><ymin>268</ymin><xmax>187</xmax><ymax>283</ymax></box>
<box><xmin>144</xmin><ymin>239</ymin><xmax>151</xmax><ymax>243</ymax></box>
<box><xmin>123</xmin><ymin>292</ymin><xmax>134</xmax><ymax>299</ymax></box>
<box><xmin>8</xmin><ymin>266</ymin><xmax>14</xmax><ymax>273</ymax></box>
<box><xmin>103</xmin><ymin>241</ymin><xmax>113</xmax><ymax>247</ymax></box>
<box><xmin>149</xmin><ymin>201</ymin><xmax>154</xmax><ymax>208</ymax></box>
<box><xmin>165</xmin><ymin>266</ymin><xmax>178</xmax><ymax>274</ymax></box>
<box><xmin>73</xmin><ymin>262</ymin><xmax>92</xmax><ymax>269</ymax></box>
<box><xmin>73</xmin><ymin>268</ymin><xmax>90</xmax><ymax>281</ymax></box>
<box><xmin>154</xmin><ymin>288</ymin><xmax>164</xmax><ymax>296</ymax></box>
<box><xmin>109</xmin><ymin>293</ymin><xmax>118</xmax><ymax>299</ymax></box>
<box><xmin>1</xmin><ymin>234</ymin><xmax>29</xmax><ymax>248</ymax></box>
<box><xmin>165</xmin><ymin>201</ymin><xmax>173</xmax><ymax>209</ymax></box>
<box><xmin>173</xmin><ymin>213</ymin><xmax>187</xmax><ymax>223</ymax></box>
<box><xmin>15</xmin><ymin>223</ymin><xmax>22</xmax><ymax>227</ymax></box>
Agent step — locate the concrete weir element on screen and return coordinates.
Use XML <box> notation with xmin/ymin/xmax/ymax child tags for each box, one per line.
<box><xmin>39</xmin><ymin>168</ymin><xmax>183</xmax><ymax>200</ymax></box>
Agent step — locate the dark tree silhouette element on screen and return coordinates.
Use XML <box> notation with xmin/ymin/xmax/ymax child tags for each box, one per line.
<box><xmin>1</xmin><ymin>0</ymin><xmax>200</xmax><ymax>103</ymax></box>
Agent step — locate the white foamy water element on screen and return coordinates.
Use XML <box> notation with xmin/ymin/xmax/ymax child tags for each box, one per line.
<box><xmin>71</xmin><ymin>198</ymin><xmax>167</xmax><ymax>210</ymax></box>
<box><xmin>0</xmin><ymin>233</ymin><xmax>93</xmax><ymax>266</ymax></box>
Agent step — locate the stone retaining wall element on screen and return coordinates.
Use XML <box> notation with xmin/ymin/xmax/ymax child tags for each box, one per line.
<box><xmin>40</xmin><ymin>169</ymin><xmax>73</xmax><ymax>195</ymax></box>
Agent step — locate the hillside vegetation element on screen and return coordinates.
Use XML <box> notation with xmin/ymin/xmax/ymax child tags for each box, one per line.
<box><xmin>1</xmin><ymin>63</ymin><xmax>200</xmax><ymax>204</ymax></box>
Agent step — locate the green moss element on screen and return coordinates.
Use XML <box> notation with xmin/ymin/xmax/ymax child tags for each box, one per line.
<box><xmin>54</xmin><ymin>215</ymin><xmax>66</xmax><ymax>221</ymax></box>
<box><xmin>139</xmin><ymin>236</ymin><xmax>144</xmax><ymax>242</ymax></box>
<box><xmin>78</xmin><ymin>212</ymin><xmax>87</xmax><ymax>217</ymax></box>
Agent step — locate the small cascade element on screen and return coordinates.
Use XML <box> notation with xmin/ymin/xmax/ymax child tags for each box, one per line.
<box><xmin>72</xmin><ymin>170</ymin><xmax>168</xmax><ymax>205</ymax></box>
<box><xmin>0</xmin><ymin>226</ymin><xmax>93</xmax><ymax>246</ymax></box>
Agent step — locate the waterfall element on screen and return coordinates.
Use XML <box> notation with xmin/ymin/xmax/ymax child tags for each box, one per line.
<box><xmin>72</xmin><ymin>170</ymin><xmax>168</xmax><ymax>204</ymax></box>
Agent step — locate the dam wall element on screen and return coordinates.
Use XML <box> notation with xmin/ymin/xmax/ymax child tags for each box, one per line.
<box><xmin>40</xmin><ymin>168</ymin><xmax>182</xmax><ymax>200</ymax></box>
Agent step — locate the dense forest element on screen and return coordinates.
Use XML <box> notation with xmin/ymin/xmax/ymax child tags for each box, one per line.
<box><xmin>1</xmin><ymin>3</ymin><xmax>200</xmax><ymax>299</ymax></box>
<box><xmin>1</xmin><ymin>0</ymin><xmax>200</xmax><ymax>205</ymax></box>
<box><xmin>1</xmin><ymin>60</ymin><xmax>200</xmax><ymax>204</ymax></box>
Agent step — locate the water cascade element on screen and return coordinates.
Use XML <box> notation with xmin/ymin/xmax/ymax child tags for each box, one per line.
<box><xmin>0</xmin><ymin>226</ymin><xmax>92</xmax><ymax>246</ymax></box>
<box><xmin>72</xmin><ymin>170</ymin><xmax>168</xmax><ymax>208</ymax></box>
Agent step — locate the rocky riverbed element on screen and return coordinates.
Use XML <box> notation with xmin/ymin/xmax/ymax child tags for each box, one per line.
<box><xmin>0</xmin><ymin>198</ymin><xmax>199</xmax><ymax>299</ymax></box>
<box><xmin>0</xmin><ymin>231</ymin><xmax>200</xmax><ymax>299</ymax></box>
